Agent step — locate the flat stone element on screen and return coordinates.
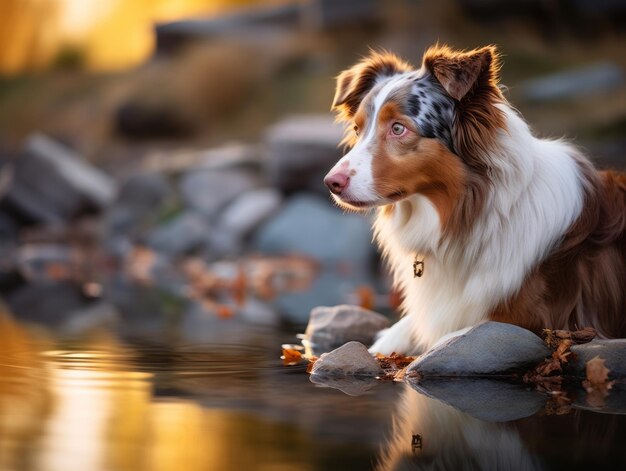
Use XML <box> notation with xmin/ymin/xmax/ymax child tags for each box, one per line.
<box><xmin>408</xmin><ymin>378</ymin><xmax>546</xmax><ymax>422</ymax></box>
<box><xmin>566</xmin><ymin>339</ymin><xmax>626</xmax><ymax>378</ymax></box>
<box><xmin>305</xmin><ymin>304</ymin><xmax>390</xmax><ymax>354</ymax></box>
<box><xmin>310</xmin><ymin>341</ymin><xmax>383</xmax><ymax>378</ymax></box>
<box><xmin>407</xmin><ymin>322</ymin><xmax>550</xmax><ymax>377</ymax></box>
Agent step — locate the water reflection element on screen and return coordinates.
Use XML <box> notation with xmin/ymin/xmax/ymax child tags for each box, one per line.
<box><xmin>377</xmin><ymin>386</ymin><xmax>543</xmax><ymax>471</ymax></box>
<box><xmin>0</xmin><ymin>313</ymin><xmax>399</xmax><ymax>471</ymax></box>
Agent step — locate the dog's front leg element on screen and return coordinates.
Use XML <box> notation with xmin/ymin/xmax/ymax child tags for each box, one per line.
<box><xmin>368</xmin><ymin>315</ymin><xmax>423</xmax><ymax>356</ymax></box>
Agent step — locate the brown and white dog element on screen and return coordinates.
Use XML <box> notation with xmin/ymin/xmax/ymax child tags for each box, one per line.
<box><xmin>324</xmin><ymin>45</ymin><xmax>626</xmax><ymax>355</ymax></box>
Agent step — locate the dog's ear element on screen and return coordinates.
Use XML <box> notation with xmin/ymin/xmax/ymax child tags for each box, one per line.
<box><xmin>423</xmin><ymin>45</ymin><xmax>499</xmax><ymax>101</ymax></box>
<box><xmin>332</xmin><ymin>51</ymin><xmax>412</xmax><ymax>122</ymax></box>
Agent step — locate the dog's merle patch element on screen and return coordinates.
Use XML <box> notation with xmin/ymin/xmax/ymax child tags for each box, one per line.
<box><xmin>407</xmin><ymin>76</ymin><xmax>455</xmax><ymax>151</ymax></box>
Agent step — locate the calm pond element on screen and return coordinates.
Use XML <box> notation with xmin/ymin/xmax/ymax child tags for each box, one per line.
<box><xmin>1</xmin><ymin>310</ymin><xmax>625</xmax><ymax>471</ymax></box>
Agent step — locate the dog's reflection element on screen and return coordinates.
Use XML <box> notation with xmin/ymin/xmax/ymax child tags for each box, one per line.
<box><xmin>377</xmin><ymin>386</ymin><xmax>543</xmax><ymax>471</ymax></box>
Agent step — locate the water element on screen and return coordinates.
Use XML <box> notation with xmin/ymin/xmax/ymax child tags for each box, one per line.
<box><xmin>1</xmin><ymin>314</ymin><xmax>625</xmax><ymax>471</ymax></box>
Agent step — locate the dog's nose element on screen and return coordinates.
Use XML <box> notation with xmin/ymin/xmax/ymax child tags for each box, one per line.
<box><xmin>324</xmin><ymin>172</ymin><xmax>350</xmax><ymax>195</ymax></box>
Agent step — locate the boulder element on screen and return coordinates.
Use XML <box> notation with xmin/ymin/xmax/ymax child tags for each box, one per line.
<box><xmin>147</xmin><ymin>211</ymin><xmax>211</xmax><ymax>256</ymax></box>
<box><xmin>406</xmin><ymin>322</ymin><xmax>550</xmax><ymax>377</ymax></box>
<box><xmin>215</xmin><ymin>187</ymin><xmax>282</xmax><ymax>240</ymax></box>
<box><xmin>179</xmin><ymin>169</ymin><xmax>258</xmax><ymax>219</ymax></box>
<box><xmin>1</xmin><ymin>134</ymin><xmax>116</xmax><ymax>225</ymax></box>
<box><xmin>252</xmin><ymin>194</ymin><xmax>375</xmax><ymax>323</ymax></box>
<box><xmin>104</xmin><ymin>172</ymin><xmax>173</xmax><ymax>238</ymax></box>
<box><xmin>566</xmin><ymin>339</ymin><xmax>626</xmax><ymax>378</ymax></box>
<box><xmin>264</xmin><ymin>114</ymin><xmax>344</xmax><ymax>194</ymax></box>
<box><xmin>408</xmin><ymin>378</ymin><xmax>546</xmax><ymax>422</ymax></box>
<box><xmin>309</xmin><ymin>341</ymin><xmax>383</xmax><ymax>378</ymax></box>
<box><xmin>305</xmin><ymin>304</ymin><xmax>390</xmax><ymax>354</ymax></box>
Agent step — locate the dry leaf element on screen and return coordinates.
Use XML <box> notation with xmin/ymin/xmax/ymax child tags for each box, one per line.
<box><xmin>585</xmin><ymin>356</ymin><xmax>611</xmax><ymax>386</ymax></box>
<box><xmin>281</xmin><ymin>348</ymin><xmax>303</xmax><ymax>366</ymax></box>
<box><xmin>582</xmin><ymin>356</ymin><xmax>614</xmax><ymax>408</ymax></box>
<box><xmin>306</xmin><ymin>356</ymin><xmax>318</xmax><ymax>373</ymax></box>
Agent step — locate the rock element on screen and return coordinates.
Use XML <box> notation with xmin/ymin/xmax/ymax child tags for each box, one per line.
<box><xmin>407</xmin><ymin>322</ymin><xmax>550</xmax><ymax>377</ymax></box>
<box><xmin>309</xmin><ymin>341</ymin><xmax>383</xmax><ymax>378</ymax></box>
<box><xmin>24</xmin><ymin>134</ymin><xmax>116</xmax><ymax>209</ymax></box>
<box><xmin>4</xmin><ymin>281</ymin><xmax>91</xmax><ymax>327</ymax></box>
<box><xmin>309</xmin><ymin>374</ymin><xmax>379</xmax><ymax>397</ymax></box>
<box><xmin>305</xmin><ymin>304</ymin><xmax>390</xmax><ymax>354</ymax></box>
<box><xmin>147</xmin><ymin>211</ymin><xmax>211</xmax><ymax>256</ymax></box>
<box><xmin>253</xmin><ymin>194</ymin><xmax>373</xmax><ymax>263</ymax></box>
<box><xmin>179</xmin><ymin>169</ymin><xmax>258</xmax><ymax>220</ymax></box>
<box><xmin>215</xmin><ymin>188</ymin><xmax>282</xmax><ymax>240</ymax></box>
<box><xmin>252</xmin><ymin>194</ymin><xmax>375</xmax><ymax>323</ymax></box>
<box><xmin>264</xmin><ymin>114</ymin><xmax>345</xmax><ymax>194</ymax></box>
<box><xmin>519</xmin><ymin>62</ymin><xmax>624</xmax><ymax>102</ymax></box>
<box><xmin>565</xmin><ymin>339</ymin><xmax>626</xmax><ymax>378</ymax></box>
<box><xmin>105</xmin><ymin>172</ymin><xmax>174</xmax><ymax>237</ymax></box>
<box><xmin>408</xmin><ymin>378</ymin><xmax>546</xmax><ymax>422</ymax></box>
<box><xmin>1</xmin><ymin>134</ymin><xmax>116</xmax><ymax>225</ymax></box>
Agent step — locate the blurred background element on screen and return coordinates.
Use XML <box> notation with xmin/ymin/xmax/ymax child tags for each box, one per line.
<box><xmin>0</xmin><ymin>1</ymin><xmax>625</xmax><ymax>470</ymax></box>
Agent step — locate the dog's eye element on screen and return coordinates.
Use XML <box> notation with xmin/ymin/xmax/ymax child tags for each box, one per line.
<box><xmin>353</xmin><ymin>125</ymin><xmax>359</xmax><ymax>137</ymax></box>
<box><xmin>391</xmin><ymin>122</ymin><xmax>406</xmax><ymax>136</ymax></box>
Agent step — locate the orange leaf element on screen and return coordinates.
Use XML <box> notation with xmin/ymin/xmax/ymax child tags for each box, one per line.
<box><xmin>306</xmin><ymin>356</ymin><xmax>318</xmax><ymax>373</ymax></box>
<box><xmin>281</xmin><ymin>348</ymin><xmax>303</xmax><ymax>366</ymax></box>
<box><xmin>585</xmin><ymin>356</ymin><xmax>611</xmax><ymax>388</ymax></box>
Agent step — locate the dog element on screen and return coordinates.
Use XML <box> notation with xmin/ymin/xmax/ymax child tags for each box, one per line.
<box><xmin>324</xmin><ymin>45</ymin><xmax>626</xmax><ymax>355</ymax></box>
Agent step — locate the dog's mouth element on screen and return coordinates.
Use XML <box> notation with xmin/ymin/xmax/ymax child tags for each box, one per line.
<box><xmin>333</xmin><ymin>190</ymin><xmax>408</xmax><ymax>210</ymax></box>
<box><xmin>334</xmin><ymin>197</ymin><xmax>378</xmax><ymax>210</ymax></box>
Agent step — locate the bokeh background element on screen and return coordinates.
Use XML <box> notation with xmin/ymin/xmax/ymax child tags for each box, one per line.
<box><xmin>0</xmin><ymin>0</ymin><xmax>624</xmax><ymax>331</ymax></box>
<box><xmin>0</xmin><ymin>1</ymin><xmax>625</xmax><ymax>470</ymax></box>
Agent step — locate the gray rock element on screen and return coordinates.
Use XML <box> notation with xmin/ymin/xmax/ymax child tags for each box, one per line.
<box><xmin>252</xmin><ymin>194</ymin><xmax>375</xmax><ymax>323</ymax></box>
<box><xmin>408</xmin><ymin>378</ymin><xmax>546</xmax><ymax>422</ymax></box>
<box><xmin>310</xmin><ymin>341</ymin><xmax>383</xmax><ymax>378</ymax></box>
<box><xmin>216</xmin><ymin>187</ymin><xmax>282</xmax><ymax>239</ymax></box>
<box><xmin>179</xmin><ymin>169</ymin><xmax>258</xmax><ymax>219</ymax></box>
<box><xmin>1</xmin><ymin>134</ymin><xmax>116</xmax><ymax>224</ymax></box>
<box><xmin>25</xmin><ymin>134</ymin><xmax>116</xmax><ymax>209</ymax></box>
<box><xmin>407</xmin><ymin>322</ymin><xmax>550</xmax><ymax>377</ymax></box>
<box><xmin>305</xmin><ymin>304</ymin><xmax>390</xmax><ymax>354</ymax></box>
<box><xmin>519</xmin><ymin>62</ymin><xmax>624</xmax><ymax>102</ymax></box>
<box><xmin>265</xmin><ymin>114</ymin><xmax>345</xmax><ymax>194</ymax></box>
<box><xmin>566</xmin><ymin>339</ymin><xmax>626</xmax><ymax>378</ymax></box>
<box><xmin>105</xmin><ymin>172</ymin><xmax>173</xmax><ymax>237</ymax></box>
<box><xmin>253</xmin><ymin>193</ymin><xmax>373</xmax><ymax>263</ymax></box>
<box><xmin>147</xmin><ymin>211</ymin><xmax>211</xmax><ymax>256</ymax></box>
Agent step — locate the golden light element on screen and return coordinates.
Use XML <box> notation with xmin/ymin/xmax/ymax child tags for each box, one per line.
<box><xmin>0</xmin><ymin>0</ymin><xmax>281</xmax><ymax>74</ymax></box>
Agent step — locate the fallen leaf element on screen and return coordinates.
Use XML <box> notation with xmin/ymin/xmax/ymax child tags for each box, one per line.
<box><xmin>281</xmin><ymin>348</ymin><xmax>303</xmax><ymax>366</ymax></box>
<box><xmin>582</xmin><ymin>356</ymin><xmax>614</xmax><ymax>408</ymax></box>
<box><xmin>306</xmin><ymin>356</ymin><xmax>318</xmax><ymax>374</ymax></box>
<box><xmin>585</xmin><ymin>356</ymin><xmax>611</xmax><ymax>386</ymax></box>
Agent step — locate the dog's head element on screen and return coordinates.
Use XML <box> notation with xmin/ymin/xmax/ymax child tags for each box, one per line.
<box><xmin>324</xmin><ymin>45</ymin><xmax>505</xmax><ymax>213</ymax></box>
